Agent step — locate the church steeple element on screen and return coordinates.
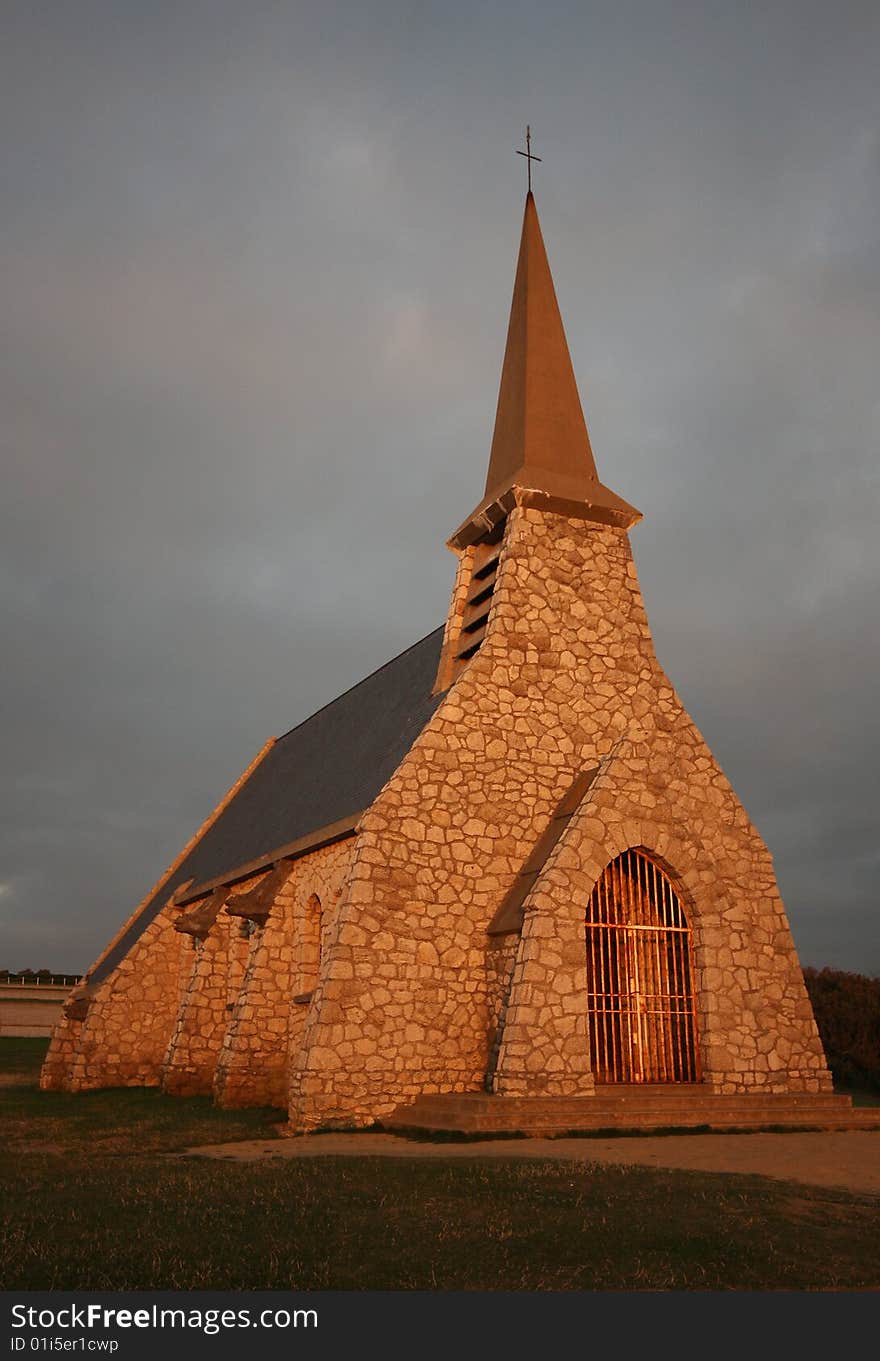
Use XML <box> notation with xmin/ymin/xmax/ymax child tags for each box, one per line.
<box><xmin>449</xmin><ymin>192</ymin><xmax>640</xmax><ymax>549</ymax></box>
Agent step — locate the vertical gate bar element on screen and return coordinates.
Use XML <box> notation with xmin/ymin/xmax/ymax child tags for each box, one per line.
<box><xmin>613</xmin><ymin>857</ymin><xmax>627</xmax><ymax>1081</ymax></box>
<box><xmin>675</xmin><ymin>940</ymin><xmax>683</xmax><ymax>1082</ymax></box>
<box><xmin>663</xmin><ymin>868</ymin><xmax>679</xmax><ymax>1080</ymax></box>
<box><xmin>604</xmin><ymin>866</ymin><xmax>619</xmax><ymax>1082</ymax></box>
<box><xmin>665</xmin><ymin>878</ymin><xmax>678</xmax><ymax>1082</ymax></box>
<box><xmin>673</xmin><ymin>891</ymin><xmax>687</xmax><ymax>1081</ymax></box>
<box><xmin>593</xmin><ymin>887</ymin><xmax>598</xmax><ymax>1077</ymax></box>
<box><xmin>644</xmin><ymin>859</ymin><xmax>654</xmax><ymax>1079</ymax></box>
<box><xmin>644</xmin><ymin>865</ymin><xmax>658</xmax><ymax>1077</ymax></box>
<box><xmin>595</xmin><ymin>889</ymin><xmax>604</xmax><ymax>1082</ymax></box>
<box><xmin>634</xmin><ymin>857</ymin><xmax>642</xmax><ymax>1084</ymax></box>
<box><xmin>657</xmin><ymin>866</ymin><xmax>669</xmax><ymax>1082</ymax></box>
<box><xmin>602</xmin><ymin>914</ymin><xmax>611</xmax><ymax>1084</ymax></box>
<box><xmin>606</xmin><ymin>869</ymin><xmax>618</xmax><ymax>1082</ymax></box>
<box><xmin>662</xmin><ymin>872</ymin><xmax>673</xmax><ymax>1080</ymax></box>
<box><xmin>637</xmin><ymin>855</ymin><xmax>653</xmax><ymax>1080</ymax></box>
<box><xmin>638</xmin><ymin>858</ymin><xmax>649</xmax><ymax>1081</ymax></box>
<box><xmin>637</xmin><ymin>851</ymin><xmax>646</xmax><ymax>928</ymax></box>
<box><xmin>682</xmin><ymin>908</ymin><xmax>697</xmax><ymax>1081</ymax></box>
<box><xmin>670</xmin><ymin>922</ymin><xmax>681</xmax><ymax>1081</ymax></box>
<box><xmin>685</xmin><ymin>923</ymin><xmax>694</xmax><ymax>1080</ymax></box>
<box><xmin>630</xmin><ymin>855</ymin><xmax>644</xmax><ymax>1082</ymax></box>
<box><xmin>669</xmin><ymin>879</ymin><xmax>681</xmax><ymax>1081</ymax></box>
<box><xmin>651</xmin><ymin>858</ymin><xmax>666</xmax><ymax>1081</ymax></box>
<box><xmin>605</xmin><ymin>863</ymin><xmax>616</xmax><ymax>1081</ymax></box>
<box><xmin>589</xmin><ymin>884</ymin><xmax>603</xmax><ymax>1081</ymax></box>
<box><xmin>592</xmin><ymin>879</ymin><xmax>602</xmax><ymax>1082</ymax></box>
<box><xmin>621</xmin><ymin>855</ymin><xmax>635</xmax><ymax>1081</ymax></box>
<box><xmin>690</xmin><ymin>937</ymin><xmax>701</xmax><ymax>1080</ymax></box>
<box><xmin>586</xmin><ymin>886</ymin><xmax>593</xmax><ymax>1072</ymax></box>
<box><xmin>635</xmin><ymin>855</ymin><xmax>645</xmax><ymax>1080</ymax></box>
<box><xmin>625</xmin><ymin>860</ymin><xmax>633</xmax><ymax>1083</ymax></box>
<box><xmin>648</xmin><ymin>862</ymin><xmax>668</xmax><ymax>1082</ymax></box>
<box><xmin>693</xmin><ymin>936</ymin><xmax>701</xmax><ymax>1080</ymax></box>
<box><xmin>585</xmin><ymin>888</ymin><xmax>594</xmax><ymax>1076</ymax></box>
<box><xmin>663</xmin><ymin>926</ymin><xmax>675</xmax><ymax>1083</ymax></box>
<box><xmin>680</xmin><ymin>899</ymin><xmax>692</xmax><ymax>1081</ymax></box>
<box><xmin>596</xmin><ymin>872</ymin><xmax>609</xmax><ymax>1082</ymax></box>
<box><xmin>601</xmin><ymin>871</ymin><xmax>609</xmax><ymax>1083</ymax></box>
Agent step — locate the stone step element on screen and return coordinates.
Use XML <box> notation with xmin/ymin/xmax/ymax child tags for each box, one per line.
<box><xmin>382</xmin><ymin>1090</ymin><xmax>880</xmax><ymax>1135</ymax></box>
<box><xmin>387</xmin><ymin>1106</ymin><xmax>854</xmax><ymax>1125</ymax></box>
<box><xmin>389</xmin><ymin>1094</ymin><xmax>851</xmax><ymax>1120</ymax></box>
<box><xmin>396</xmin><ymin>1097</ymin><xmax>873</xmax><ymax>1119</ymax></box>
<box><xmin>385</xmin><ymin>1113</ymin><xmax>880</xmax><ymax>1135</ymax></box>
<box><xmin>397</xmin><ymin>1089</ymin><xmax>850</xmax><ymax>1107</ymax></box>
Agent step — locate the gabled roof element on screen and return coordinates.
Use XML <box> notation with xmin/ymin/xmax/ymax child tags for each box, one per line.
<box><xmin>90</xmin><ymin>627</ymin><xmax>445</xmax><ymax>984</ymax></box>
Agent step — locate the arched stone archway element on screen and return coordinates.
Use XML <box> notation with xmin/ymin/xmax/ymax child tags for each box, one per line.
<box><xmin>586</xmin><ymin>848</ymin><xmax>700</xmax><ymax>1083</ymax></box>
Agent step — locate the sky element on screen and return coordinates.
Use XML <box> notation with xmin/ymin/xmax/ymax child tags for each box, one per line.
<box><xmin>2</xmin><ymin>1</ymin><xmax>878</xmax><ymax>976</ymax></box>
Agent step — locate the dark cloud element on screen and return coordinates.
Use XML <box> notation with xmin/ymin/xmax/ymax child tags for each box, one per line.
<box><xmin>2</xmin><ymin>1</ymin><xmax>878</xmax><ymax>974</ymax></box>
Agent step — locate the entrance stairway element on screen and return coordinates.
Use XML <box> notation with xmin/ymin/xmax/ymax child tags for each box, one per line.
<box><xmin>382</xmin><ymin>1086</ymin><xmax>880</xmax><ymax>1136</ymax></box>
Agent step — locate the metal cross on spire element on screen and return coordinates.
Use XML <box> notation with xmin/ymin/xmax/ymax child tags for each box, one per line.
<box><xmin>516</xmin><ymin>124</ymin><xmax>542</xmax><ymax>193</ymax></box>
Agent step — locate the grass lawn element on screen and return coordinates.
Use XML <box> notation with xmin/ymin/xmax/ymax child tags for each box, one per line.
<box><xmin>2</xmin><ymin>1038</ymin><xmax>878</xmax><ymax>1291</ymax></box>
<box><xmin>1</xmin><ymin>1036</ymin><xmax>53</xmax><ymax>1074</ymax></box>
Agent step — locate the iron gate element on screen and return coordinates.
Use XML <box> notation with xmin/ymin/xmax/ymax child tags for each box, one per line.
<box><xmin>585</xmin><ymin>849</ymin><xmax>700</xmax><ymax>1083</ymax></box>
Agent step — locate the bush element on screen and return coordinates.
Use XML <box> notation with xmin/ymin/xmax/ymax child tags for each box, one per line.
<box><xmin>803</xmin><ymin>967</ymin><xmax>880</xmax><ymax>1092</ymax></box>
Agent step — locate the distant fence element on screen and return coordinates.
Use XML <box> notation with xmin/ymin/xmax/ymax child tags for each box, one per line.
<box><xmin>0</xmin><ymin>979</ymin><xmax>83</xmax><ymax>990</ymax></box>
<box><xmin>1</xmin><ymin>973</ymin><xmax>83</xmax><ymax>988</ymax></box>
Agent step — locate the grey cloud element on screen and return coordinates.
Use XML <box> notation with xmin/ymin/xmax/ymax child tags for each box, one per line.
<box><xmin>2</xmin><ymin>1</ymin><xmax>877</xmax><ymax>973</ymax></box>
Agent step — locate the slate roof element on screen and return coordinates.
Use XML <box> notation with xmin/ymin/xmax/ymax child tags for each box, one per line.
<box><xmin>90</xmin><ymin>627</ymin><xmax>445</xmax><ymax>985</ymax></box>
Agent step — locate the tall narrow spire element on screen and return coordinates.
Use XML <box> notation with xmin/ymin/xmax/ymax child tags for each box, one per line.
<box><xmin>450</xmin><ymin>192</ymin><xmax>639</xmax><ymax>548</ymax></box>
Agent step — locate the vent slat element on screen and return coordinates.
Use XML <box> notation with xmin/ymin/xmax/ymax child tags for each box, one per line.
<box><xmin>450</xmin><ymin>520</ymin><xmax>506</xmax><ymax>677</ymax></box>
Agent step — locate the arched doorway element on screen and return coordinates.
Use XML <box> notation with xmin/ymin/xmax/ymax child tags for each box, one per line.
<box><xmin>585</xmin><ymin>849</ymin><xmax>700</xmax><ymax>1083</ymax></box>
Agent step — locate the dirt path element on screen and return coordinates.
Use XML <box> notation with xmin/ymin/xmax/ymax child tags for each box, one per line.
<box><xmin>182</xmin><ymin>1129</ymin><xmax>880</xmax><ymax>1196</ymax></box>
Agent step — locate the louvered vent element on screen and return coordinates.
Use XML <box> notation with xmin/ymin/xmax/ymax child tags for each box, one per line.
<box><xmin>452</xmin><ymin>518</ymin><xmax>506</xmax><ymax>677</ymax></box>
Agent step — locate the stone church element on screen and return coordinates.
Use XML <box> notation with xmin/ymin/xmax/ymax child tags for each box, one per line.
<box><xmin>43</xmin><ymin>188</ymin><xmax>855</xmax><ymax>1134</ymax></box>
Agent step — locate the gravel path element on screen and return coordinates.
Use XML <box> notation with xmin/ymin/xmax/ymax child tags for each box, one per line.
<box><xmin>182</xmin><ymin>1129</ymin><xmax>880</xmax><ymax>1196</ymax></box>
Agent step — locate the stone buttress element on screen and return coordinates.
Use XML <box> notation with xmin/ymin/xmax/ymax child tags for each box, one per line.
<box><xmin>41</xmin><ymin>840</ymin><xmax>356</xmax><ymax>1101</ymax></box>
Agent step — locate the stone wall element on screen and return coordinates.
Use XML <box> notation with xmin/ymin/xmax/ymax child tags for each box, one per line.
<box><xmin>39</xmin><ymin>1016</ymin><xmax>81</xmax><ymax>1090</ymax></box>
<box><xmin>162</xmin><ymin>911</ymin><xmax>248</xmax><ymax>1096</ymax></box>
<box><xmin>216</xmin><ymin>839</ymin><xmax>355</xmax><ymax>1109</ymax></box>
<box><xmin>42</xmin><ymin>839</ymin><xmax>358</xmax><ymax>1103</ymax></box>
<box><xmin>493</xmin><ymin>744</ymin><xmax>829</xmax><ymax>1096</ymax></box>
<box><xmin>43</xmin><ymin>906</ymin><xmax>186</xmax><ymax>1091</ymax></box>
<box><xmin>484</xmin><ymin>936</ymin><xmax>519</xmax><ymax>1090</ymax></box>
<box><xmin>288</xmin><ymin>503</ymin><xmax>829</xmax><ymax>1129</ymax></box>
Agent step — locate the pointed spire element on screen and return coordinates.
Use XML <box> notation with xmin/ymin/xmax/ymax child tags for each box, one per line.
<box><xmin>450</xmin><ymin>193</ymin><xmax>639</xmax><ymax>549</ymax></box>
<box><xmin>485</xmin><ymin>191</ymin><xmax>599</xmax><ymax>496</ymax></box>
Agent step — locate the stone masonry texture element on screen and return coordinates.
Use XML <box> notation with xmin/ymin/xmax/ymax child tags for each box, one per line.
<box><xmin>216</xmin><ymin>840</ymin><xmax>355</xmax><ymax>1109</ymax></box>
<box><xmin>43</xmin><ymin>502</ymin><xmax>830</xmax><ymax>1122</ymax></box>
<box><xmin>287</xmin><ymin>505</ymin><xmax>829</xmax><ymax>1127</ymax></box>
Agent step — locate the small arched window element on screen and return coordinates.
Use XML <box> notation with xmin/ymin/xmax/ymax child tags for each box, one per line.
<box><xmin>293</xmin><ymin>893</ymin><xmax>322</xmax><ymax>1007</ymax></box>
